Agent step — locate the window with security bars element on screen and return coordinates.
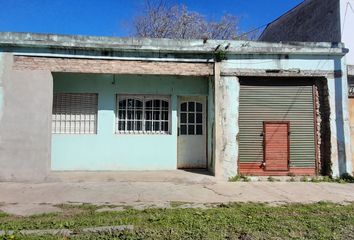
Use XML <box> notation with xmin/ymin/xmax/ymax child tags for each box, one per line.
<box><xmin>52</xmin><ymin>93</ymin><xmax>98</xmax><ymax>134</ymax></box>
<box><xmin>116</xmin><ymin>95</ymin><xmax>170</xmax><ymax>134</ymax></box>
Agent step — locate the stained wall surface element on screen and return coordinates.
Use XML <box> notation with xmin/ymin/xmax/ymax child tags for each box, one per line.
<box><xmin>0</xmin><ymin>53</ymin><xmax>53</xmax><ymax>181</ymax></box>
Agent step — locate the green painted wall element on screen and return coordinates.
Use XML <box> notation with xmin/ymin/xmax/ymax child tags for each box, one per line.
<box><xmin>52</xmin><ymin>73</ymin><xmax>209</xmax><ymax>170</ymax></box>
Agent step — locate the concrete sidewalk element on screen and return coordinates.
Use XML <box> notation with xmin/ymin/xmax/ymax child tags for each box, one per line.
<box><xmin>0</xmin><ymin>174</ymin><xmax>353</xmax><ymax>216</ymax></box>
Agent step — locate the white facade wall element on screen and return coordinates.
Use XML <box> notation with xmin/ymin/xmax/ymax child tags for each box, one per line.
<box><xmin>341</xmin><ymin>0</ymin><xmax>354</xmax><ymax>66</ymax></box>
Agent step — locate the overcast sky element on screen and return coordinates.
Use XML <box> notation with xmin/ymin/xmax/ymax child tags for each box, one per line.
<box><xmin>0</xmin><ymin>0</ymin><xmax>303</xmax><ymax>37</ymax></box>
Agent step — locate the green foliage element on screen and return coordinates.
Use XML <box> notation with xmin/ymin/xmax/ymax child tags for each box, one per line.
<box><xmin>299</xmin><ymin>174</ymin><xmax>354</xmax><ymax>184</ymax></box>
<box><xmin>1</xmin><ymin>232</ymin><xmax>16</xmax><ymax>240</ymax></box>
<box><xmin>0</xmin><ymin>203</ymin><xmax>353</xmax><ymax>239</ymax></box>
<box><xmin>229</xmin><ymin>174</ymin><xmax>250</xmax><ymax>182</ymax></box>
<box><xmin>170</xmin><ymin>201</ymin><xmax>189</xmax><ymax>208</ymax></box>
<box><xmin>214</xmin><ymin>50</ymin><xmax>227</xmax><ymax>62</ymax></box>
<box><xmin>321</xmin><ymin>176</ymin><xmax>333</xmax><ymax>182</ymax></box>
<box><xmin>0</xmin><ymin>211</ymin><xmax>9</xmax><ymax>218</ymax></box>
<box><xmin>267</xmin><ymin>176</ymin><xmax>280</xmax><ymax>182</ymax></box>
<box><xmin>287</xmin><ymin>177</ymin><xmax>296</xmax><ymax>182</ymax></box>
<box><xmin>300</xmin><ymin>176</ymin><xmax>309</xmax><ymax>182</ymax></box>
<box><xmin>310</xmin><ymin>177</ymin><xmax>321</xmax><ymax>183</ymax></box>
<box><xmin>340</xmin><ymin>173</ymin><xmax>354</xmax><ymax>183</ymax></box>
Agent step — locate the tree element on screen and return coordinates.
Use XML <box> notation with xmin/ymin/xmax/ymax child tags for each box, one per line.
<box><xmin>133</xmin><ymin>0</ymin><xmax>241</xmax><ymax>40</ymax></box>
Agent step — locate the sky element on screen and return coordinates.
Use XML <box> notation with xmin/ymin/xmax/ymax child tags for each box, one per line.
<box><xmin>0</xmin><ymin>0</ymin><xmax>304</xmax><ymax>37</ymax></box>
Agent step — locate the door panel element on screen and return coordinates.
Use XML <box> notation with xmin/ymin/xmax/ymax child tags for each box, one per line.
<box><xmin>264</xmin><ymin>122</ymin><xmax>289</xmax><ymax>171</ymax></box>
<box><xmin>238</xmin><ymin>80</ymin><xmax>315</xmax><ymax>173</ymax></box>
<box><xmin>177</xmin><ymin>96</ymin><xmax>207</xmax><ymax>168</ymax></box>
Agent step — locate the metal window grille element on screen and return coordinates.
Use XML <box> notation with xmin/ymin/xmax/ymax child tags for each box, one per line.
<box><xmin>52</xmin><ymin>93</ymin><xmax>98</xmax><ymax>134</ymax></box>
<box><xmin>116</xmin><ymin>95</ymin><xmax>170</xmax><ymax>134</ymax></box>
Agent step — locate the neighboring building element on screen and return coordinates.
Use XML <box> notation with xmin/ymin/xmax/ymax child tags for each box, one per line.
<box><xmin>259</xmin><ymin>0</ymin><xmax>354</xmax><ymax>173</ymax></box>
<box><xmin>259</xmin><ymin>0</ymin><xmax>353</xmax><ymax>78</ymax></box>
<box><xmin>0</xmin><ymin>32</ymin><xmax>352</xmax><ymax>181</ymax></box>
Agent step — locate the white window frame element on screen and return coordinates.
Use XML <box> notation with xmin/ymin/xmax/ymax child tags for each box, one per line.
<box><xmin>116</xmin><ymin>94</ymin><xmax>171</xmax><ymax>135</ymax></box>
<box><xmin>52</xmin><ymin>93</ymin><xmax>98</xmax><ymax>134</ymax></box>
<box><xmin>179</xmin><ymin>101</ymin><xmax>204</xmax><ymax>136</ymax></box>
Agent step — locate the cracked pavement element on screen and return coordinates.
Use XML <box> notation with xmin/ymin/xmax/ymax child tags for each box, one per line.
<box><xmin>0</xmin><ymin>176</ymin><xmax>353</xmax><ymax>216</ymax></box>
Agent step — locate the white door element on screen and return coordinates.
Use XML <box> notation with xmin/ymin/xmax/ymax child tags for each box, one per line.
<box><xmin>177</xmin><ymin>96</ymin><xmax>207</xmax><ymax>168</ymax></box>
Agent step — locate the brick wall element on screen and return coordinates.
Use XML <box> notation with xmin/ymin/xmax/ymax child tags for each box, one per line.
<box><xmin>13</xmin><ymin>56</ymin><xmax>213</xmax><ymax>76</ymax></box>
<box><xmin>315</xmin><ymin>78</ymin><xmax>331</xmax><ymax>175</ymax></box>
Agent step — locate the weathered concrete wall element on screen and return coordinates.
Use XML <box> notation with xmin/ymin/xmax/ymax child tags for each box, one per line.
<box><xmin>327</xmin><ymin>68</ymin><xmax>353</xmax><ymax>176</ymax></box>
<box><xmin>0</xmin><ymin>55</ymin><xmax>4</xmax><ymax>124</ymax></box>
<box><xmin>340</xmin><ymin>0</ymin><xmax>354</xmax><ymax>65</ymax></box>
<box><xmin>0</xmin><ymin>53</ymin><xmax>53</xmax><ymax>181</ymax></box>
<box><xmin>207</xmin><ymin>76</ymin><xmax>215</xmax><ymax>172</ymax></box>
<box><xmin>214</xmin><ymin>62</ymin><xmax>239</xmax><ymax>180</ymax></box>
<box><xmin>260</xmin><ymin>0</ymin><xmax>341</xmax><ymax>43</ymax></box>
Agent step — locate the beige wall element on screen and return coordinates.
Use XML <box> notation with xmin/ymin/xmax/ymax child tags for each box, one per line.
<box><xmin>0</xmin><ymin>53</ymin><xmax>53</xmax><ymax>181</ymax></box>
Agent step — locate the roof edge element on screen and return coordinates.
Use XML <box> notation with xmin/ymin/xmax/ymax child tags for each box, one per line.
<box><xmin>0</xmin><ymin>31</ymin><xmax>347</xmax><ymax>56</ymax></box>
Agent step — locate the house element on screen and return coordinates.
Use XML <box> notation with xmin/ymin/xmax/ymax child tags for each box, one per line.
<box><xmin>259</xmin><ymin>0</ymin><xmax>354</xmax><ymax>173</ymax></box>
<box><xmin>0</xmin><ymin>32</ymin><xmax>351</xmax><ymax>181</ymax></box>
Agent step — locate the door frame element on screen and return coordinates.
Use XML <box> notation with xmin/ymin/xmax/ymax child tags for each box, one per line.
<box><xmin>263</xmin><ymin>121</ymin><xmax>290</xmax><ymax>172</ymax></box>
<box><xmin>177</xmin><ymin>96</ymin><xmax>208</xmax><ymax>169</ymax></box>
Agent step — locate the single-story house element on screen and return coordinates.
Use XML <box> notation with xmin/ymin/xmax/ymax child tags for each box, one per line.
<box><xmin>0</xmin><ymin>32</ymin><xmax>352</xmax><ymax>181</ymax></box>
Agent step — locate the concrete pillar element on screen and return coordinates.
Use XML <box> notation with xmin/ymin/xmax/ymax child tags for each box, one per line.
<box><xmin>0</xmin><ymin>53</ymin><xmax>53</xmax><ymax>181</ymax></box>
<box><xmin>327</xmin><ymin>74</ymin><xmax>352</xmax><ymax>176</ymax></box>
<box><xmin>214</xmin><ymin>62</ymin><xmax>239</xmax><ymax>180</ymax></box>
<box><xmin>207</xmin><ymin>76</ymin><xmax>215</xmax><ymax>173</ymax></box>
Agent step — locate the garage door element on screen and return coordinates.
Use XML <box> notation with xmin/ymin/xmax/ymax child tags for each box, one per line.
<box><xmin>239</xmin><ymin>78</ymin><xmax>316</xmax><ymax>175</ymax></box>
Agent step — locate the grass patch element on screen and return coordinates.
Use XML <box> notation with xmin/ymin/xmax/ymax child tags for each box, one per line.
<box><xmin>170</xmin><ymin>201</ymin><xmax>190</xmax><ymax>208</ymax></box>
<box><xmin>300</xmin><ymin>176</ymin><xmax>309</xmax><ymax>182</ymax></box>
<box><xmin>267</xmin><ymin>176</ymin><xmax>280</xmax><ymax>182</ymax></box>
<box><xmin>0</xmin><ymin>202</ymin><xmax>353</xmax><ymax>239</ymax></box>
<box><xmin>0</xmin><ymin>211</ymin><xmax>8</xmax><ymax>218</ymax></box>
<box><xmin>229</xmin><ymin>174</ymin><xmax>251</xmax><ymax>182</ymax></box>
<box><xmin>287</xmin><ymin>177</ymin><xmax>296</xmax><ymax>182</ymax></box>
<box><xmin>301</xmin><ymin>174</ymin><xmax>354</xmax><ymax>184</ymax></box>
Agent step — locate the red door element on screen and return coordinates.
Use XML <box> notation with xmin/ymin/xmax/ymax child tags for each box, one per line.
<box><xmin>264</xmin><ymin>122</ymin><xmax>290</xmax><ymax>171</ymax></box>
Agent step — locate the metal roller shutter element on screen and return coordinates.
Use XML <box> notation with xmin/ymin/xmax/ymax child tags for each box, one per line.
<box><xmin>239</xmin><ymin>78</ymin><xmax>316</xmax><ymax>168</ymax></box>
<box><xmin>52</xmin><ymin>93</ymin><xmax>98</xmax><ymax>134</ymax></box>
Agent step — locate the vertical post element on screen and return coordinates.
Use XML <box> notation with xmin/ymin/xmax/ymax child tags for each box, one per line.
<box><xmin>213</xmin><ymin>62</ymin><xmax>222</xmax><ymax>178</ymax></box>
<box><xmin>0</xmin><ymin>53</ymin><xmax>5</xmax><ymax>123</ymax></box>
<box><xmin>207</xmin><ymin>76</ymin><xmax>215</xmax><ymax>173</ymax></box>
<box><xmin>327</xmin><ymin>69</ymin><xmax>353</xmax><ymax>177</ymax></box>
<box><xmin>214</xmin><ymin>62</ymin><xmax>239</xmax><ymax>180</ymax></box>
